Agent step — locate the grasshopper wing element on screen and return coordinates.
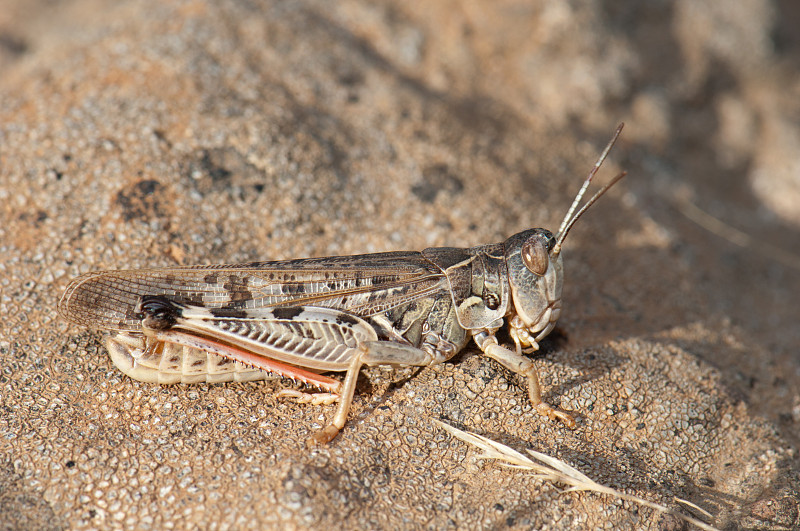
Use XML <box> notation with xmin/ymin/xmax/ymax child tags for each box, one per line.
<box><xmin>58</xmin><ymin>252</ymin><xmax>445</xmax><ymax>333</ymax></box>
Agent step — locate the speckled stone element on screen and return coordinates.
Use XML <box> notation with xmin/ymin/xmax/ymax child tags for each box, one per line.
<box><xmin>1</xmin><ymin>1</ymin><xmax>799</xmax><ymax>529</ymax></box>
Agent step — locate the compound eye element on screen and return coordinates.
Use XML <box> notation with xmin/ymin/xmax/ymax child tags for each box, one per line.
<box><xmin>521</xmin><ymin>236</ymin><xmax>549</xmax><ymax>276</ymax></box>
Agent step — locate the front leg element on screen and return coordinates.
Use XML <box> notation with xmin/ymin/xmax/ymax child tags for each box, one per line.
<box><xmin>473</xmin><ymin>331</ymin><xmax>576</xmax><ymax>429</ymax></box>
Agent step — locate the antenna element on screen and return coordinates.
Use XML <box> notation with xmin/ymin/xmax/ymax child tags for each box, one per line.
<box><xmin>552</xmin><ymin>123</ymin><xmax>625</xmax><ymax>256</ymax></box>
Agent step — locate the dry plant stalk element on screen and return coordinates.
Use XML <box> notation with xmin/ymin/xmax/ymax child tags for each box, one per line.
<box><xmin>435</xmin><ymin>420</ymin><xmax>718</xmax><ymax>531</ymax></box>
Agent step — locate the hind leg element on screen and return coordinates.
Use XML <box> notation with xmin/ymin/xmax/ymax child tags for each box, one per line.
<box><xmin>308</xmin><ymin>340</ymin><xmax>437</xmax><ymax>445</ymax></box>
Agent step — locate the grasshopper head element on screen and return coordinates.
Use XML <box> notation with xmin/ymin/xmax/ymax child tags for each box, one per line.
<box><xmin>504</xmin><ymin>123</ymin><xmax>626</xmax><ymax>351</ymax></box>
<box><xmin>504</xmin><ymin>229</ymin><xmax>563</xmax><ymax>349</ymax></box>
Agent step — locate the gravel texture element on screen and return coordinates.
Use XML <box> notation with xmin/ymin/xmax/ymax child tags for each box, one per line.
<box><xmin>1</xmin><ymin>1</ymin><xmax>799</xmax><ymax>529</ymax></box>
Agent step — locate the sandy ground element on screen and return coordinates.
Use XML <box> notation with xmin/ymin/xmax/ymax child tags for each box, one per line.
<box><xmin>1</xmin><ymin>1</ymin><xmax>799</xmax><ymax>529</ymax></box>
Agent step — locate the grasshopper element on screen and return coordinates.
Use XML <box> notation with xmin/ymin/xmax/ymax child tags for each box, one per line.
<box><xmin>58</xmin><ymin>125</ymin><xmax>626</xmax><ymax>445</ymax></box>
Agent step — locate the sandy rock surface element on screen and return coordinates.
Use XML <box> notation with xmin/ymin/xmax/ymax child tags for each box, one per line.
<box><xmin>1</xmin><ymin>1</ymin><xmax>799</xmax><ymax>529</ymax></box>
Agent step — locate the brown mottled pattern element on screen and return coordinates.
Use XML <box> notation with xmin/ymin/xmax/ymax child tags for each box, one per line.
<box><xmin>58</xmin><ymin>252</ymin><xmax>444</xmax><ymax>332</ymax></box>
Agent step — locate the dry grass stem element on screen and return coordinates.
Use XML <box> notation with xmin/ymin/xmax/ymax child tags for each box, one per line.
<box><xmin>435</xmin><ymin>420</ymin><xmax>719</xmax><ymax>531</ymax></box>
